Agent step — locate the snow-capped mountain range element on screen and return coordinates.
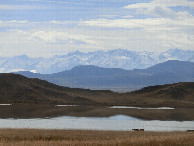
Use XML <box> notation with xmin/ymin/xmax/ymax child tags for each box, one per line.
<box><xmin>0</xmin><ymin>48</ymin><xmax>194</xmax><ymax>74</ymax></box>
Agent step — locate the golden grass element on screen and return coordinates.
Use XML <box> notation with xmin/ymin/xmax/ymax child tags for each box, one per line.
<box><xmin>0</xmin><ymin>129</ymin><xmax>194</xmax><ymax>146</ymax></box>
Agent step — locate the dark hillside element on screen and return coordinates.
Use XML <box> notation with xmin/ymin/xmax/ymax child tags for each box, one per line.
<box><xmin>0</xmin><ymin>74</ymin><xmax>95</xmax><ymax>105</ymax></box>
<box><xmin>0</xmin><ymin>73</ymin><xmax>194</xmax><ymax>107</ymax></box>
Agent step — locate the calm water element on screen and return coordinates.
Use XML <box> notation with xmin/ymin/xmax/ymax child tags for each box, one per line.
<box><xmin>109</xmin><ymin>106</ymin><xmax>175</xmax><ymax>109</ymax></box>
<box><xmin>0</xmin><ymin>115</ymin><xmax>194</xmax><ymax>131</ymax></box>
<box><xmin>0</xmin><ymin>105</ymin><xmax>194</xmax><ymax>131</ymax></box>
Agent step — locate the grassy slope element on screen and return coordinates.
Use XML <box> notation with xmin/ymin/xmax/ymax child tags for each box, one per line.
<box><xmin>0</xmin><ymin>74</ymin><xmax>96</xmax><ymax>105</ymax></box>
<box><xmin>0</xmin><ymin>73</ymin><xmax>194</xmax><ymax>107</ymax></box>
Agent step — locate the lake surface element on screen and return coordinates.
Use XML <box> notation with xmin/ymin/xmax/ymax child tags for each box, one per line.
<box><xmin>0</xmin><ymin>105</ymin><xmax>194</xmax><ymax>131</ymax></box>
<box><xmin>109</xmin><ymin>106</ymin><xmax>175</xmax><ymax>109</ymax></box>
<box><xmin>0</xmin><ymin>115</ymin><xmax>194</xmax><ymax>131</ymax></box>
<box><xmin>0</xmin><ymin>104</ymin><xmax>12</xmax><ymax>106</ymax></box>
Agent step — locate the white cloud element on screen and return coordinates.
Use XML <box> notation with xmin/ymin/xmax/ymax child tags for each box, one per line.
<box><xmin>0</xmin><ymin>16</ymin><xmax>193</xmax><ymax>58</ymax></box>
<box><xmin>0</xmin><ymin>4</ymin><xmax>46</xmax><ymax>10</ymax></box>
<box><xmin>0</xmin><ymin>0</ymin><xmax>193</xmax><ymax>58</ymax></box>
<box><xmin>124</xmin><ymin>0</ymin><xmax>194</xmax><ymax>20</ymax></box>
<box><xmin>30</xmin><ymin>70</ymin><xmax>37</xmax><ymax>73</ymax></box>
<box><xmin>49</xmin><ymin>20</ymin><xmax>75</xmax><ymax>25</ymax></box>
<box><xmin>136</xmin><ymin>5</ymin><xmax>193</xmax><ymax>20</ymax></box>
<box><xmin>32</xmin><ymin>0</ymin><xmax>69</xmax><ymax>4</ymax></box>
<box><xmin>124</xmin><ymin>0</ymin><xmax>194</xmax><ymax>9</ymax></box>
<box><xmin>0</xmin><ymin>29</ymin><xmax>98</xmax><ymax>58</ymax></box>
<box><xmin>101</xmin><ymin>15</ymin><xmax>119</xmax><ymax>18</ymax></box>
<box><xmin>124</xmin><ymin>3</ymin><xmax>149</xmax><ymax>9</ymax></box>
<box><xmin>122</xmin><ymin>15</ymin><xmax>133</xmax><ymax>18</ymax></box>
<box><xmin>81</xmin><ymin>17</ymin><xmax>194</xmax><ymax>29</ymax></box>
<box><xmin>28</xmin><ymin>0</ymin><xmax>92</xmax><ymax>5</ymax></box>
<box><xmin>0</xmin><ymin>68</ymin><xmax>5</xmax><ymax>73</ymax></box>
<box><xmin>26</xmin><ymin>30</ymin><xmax>95</xmax><ymax>45</ymax></box>
<box><xmin>6</xmin><ymin>20</ymin><xmax>28</xmax><ymax>23</ymax></box>
<box><xmin>8</xmin><ymin>69</ymin><xmax>26</xmax><ymax>73</ymax></box>
<box><xmin>79</xmin><ymin>14</ymin><xmax>194</xmax><ymax>53</ymax></box>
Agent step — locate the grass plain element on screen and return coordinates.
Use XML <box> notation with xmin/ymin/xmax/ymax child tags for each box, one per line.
<box><xmin>0</xmin><ymin>129</ymin><xmax>194</xmax><ymax>146</ymax></box>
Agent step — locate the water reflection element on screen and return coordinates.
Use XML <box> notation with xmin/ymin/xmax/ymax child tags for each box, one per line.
<box><xmin>0</xmin><ymin>105</ymin><xmax>193</xmax><ymax>121</ymax></box>
<box><xmin>55</xmin><ymin>105</ymin><xmax>78</xmax><ymax>107</ymax></box>
<box><xmin>110</xmin><ymin>106</ymin><xmax>174</xmax><ymax>109</ymax></box>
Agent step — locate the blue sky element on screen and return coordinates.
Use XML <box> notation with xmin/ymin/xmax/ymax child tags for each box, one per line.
<box><xmin>0</xmin><ymin>0</ymin><xmax>194</xmax><ymax>57</ymax></box>
<box><xmin>0</xmin><ymin>0</ymin><xmax>151</xmax><ymax>21</ymax></box>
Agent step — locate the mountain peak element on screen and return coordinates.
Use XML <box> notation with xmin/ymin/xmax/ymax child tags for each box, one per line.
<box><xmin>0</xmin><ymin>48</ymin><xmax>194</xmax><ymax>74</ymax></box>
<box><xmin>13</xmin><ymin>54</ymin><xmax>29</xmax><ymax>59</ymax></box>
<box><xmin>67</xmin><ymin>50</ymin><xmax>85</xmax><ymax>56</ymax></box>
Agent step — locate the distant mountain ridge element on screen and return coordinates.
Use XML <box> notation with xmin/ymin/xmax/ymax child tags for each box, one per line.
<box><xmin>1</xmin><ymin>48</ymin><xmax>194</xmax><ymax>74</ymax></box>
<box><xmin>16</xmin><ymin>60</ymin><xmax>194</xmax><ymax>92</ymax></box>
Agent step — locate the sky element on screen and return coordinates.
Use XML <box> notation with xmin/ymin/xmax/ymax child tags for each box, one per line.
<box><xmin>0</xmin><ymin>0</ymin><xmax>194</xmax><ymax>57</ymax></box>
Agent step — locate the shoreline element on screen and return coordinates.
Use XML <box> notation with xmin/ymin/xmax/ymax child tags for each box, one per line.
<box><xmin>1</xmin><ymin>102</ymin><xmax>194</xmax><ymax>108</ymax></box>
<box><xmin>1</xmin><ymin>104</ymin><xmax>194</xmax><ymax>121</ymax></box>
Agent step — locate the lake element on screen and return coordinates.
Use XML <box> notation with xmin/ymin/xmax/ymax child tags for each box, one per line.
<box><xmin>0</xmin><ymin>105</ymin><xmax>194</xmax><ymax>131</ymax></box>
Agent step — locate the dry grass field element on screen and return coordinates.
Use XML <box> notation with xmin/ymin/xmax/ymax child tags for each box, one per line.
<box><xmin>0</xmin><ymin>129</ymin><xmax>194</xmax><ymax>146</ymax></box>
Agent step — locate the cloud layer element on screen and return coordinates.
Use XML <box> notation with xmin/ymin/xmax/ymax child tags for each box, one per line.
<box><xmin>0</xmin><ymin>0</ymin><xmax>193</xmax><ymax>57</ymax></box>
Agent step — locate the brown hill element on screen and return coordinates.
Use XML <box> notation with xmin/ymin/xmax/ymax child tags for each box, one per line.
<box><xmin>126</xmin><ymin>82</ymin><xmax>194</xmax><ymax>107</ymax></box>
<box><xmin>0</xmin><ymin>73</ymin><xmax>194</xmax><ymax>107</ymax></box>
<box><xmin>0</xmin><ymin>74</ymin><xmax>95</xmax><ymax>105</ymax></box>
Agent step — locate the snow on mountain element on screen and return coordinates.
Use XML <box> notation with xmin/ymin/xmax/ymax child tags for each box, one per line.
<box><xmin>0</xmin><ymin>48</ymin><xmax>193</xmax><ymax>74</ymax></box>
<box><xmin>0</xmin><ymin>55</ymin><xmax>43</xmax><ymax>73</ymax></box>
